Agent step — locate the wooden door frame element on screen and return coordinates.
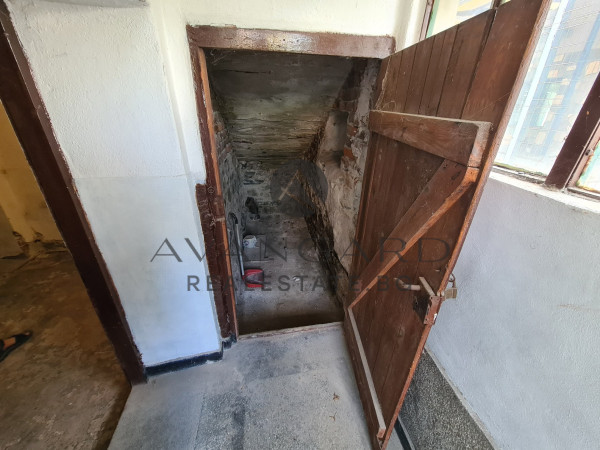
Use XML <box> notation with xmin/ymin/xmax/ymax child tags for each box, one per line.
<box><xmin>0</xmin><ymin>3</ymin><xmax>145</xmax><ymax>384</ymax></box>
<box><xmin>190</xmin><ymin>47</ymin><xmax>239</xmax><ymax>339</ymax></box>
<box><xmin>186</xmin><ymin>26</ymin><xmax>397</xmax><ymax>339</ymax></box>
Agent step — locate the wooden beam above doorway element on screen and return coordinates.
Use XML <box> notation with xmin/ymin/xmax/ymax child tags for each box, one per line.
<box><xmin>187</xmin><ymin>25</ymin><xmax>396</xmax><ymax>59</ymax></box>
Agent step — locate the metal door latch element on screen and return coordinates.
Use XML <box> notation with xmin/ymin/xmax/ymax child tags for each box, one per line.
<box><xmin>443</xmin><ymin>274</ymin><xmax>458</xmax><ymax>299</ymax></box>
<box><xmin>394</xmin><ymin>279</ymin><xmax>421</xmax><ymax>291</ymax></box>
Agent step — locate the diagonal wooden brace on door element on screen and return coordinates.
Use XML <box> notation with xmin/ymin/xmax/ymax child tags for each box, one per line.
<box><xmin>349</xmin><ymin>111</ymin><xmax>491</xmax><ymax>308</ymax></box>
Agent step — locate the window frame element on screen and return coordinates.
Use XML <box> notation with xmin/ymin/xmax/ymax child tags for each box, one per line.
<box><xmin>545</xmin><ymin>73</ymin><xmax>600</xmax><ymax>191</ymax></box>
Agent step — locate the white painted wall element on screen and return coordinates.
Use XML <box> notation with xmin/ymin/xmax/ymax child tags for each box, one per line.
<box><xmin>6</xmin><ymin>0</ymin><xmax>219</xmax><ymax>366</ymax></box>
<box><xmin>428</xmin><ymin>172</ymin><xmax>600</xmax><ymax>449</ymax></box>
<box><xmin>180</xmin><ymin>0</ymin><xmax>426</xmax><ymax>50</ymax></box>
<box><xmin>6</xmin><ymin>0</ymin><xmax>423</xmax><ymax>366</ymax></box>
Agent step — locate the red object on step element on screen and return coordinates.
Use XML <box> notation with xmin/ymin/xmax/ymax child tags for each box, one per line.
<box><xmin>243</xmin><ymin>269</ymin><xmax>264</xmax><ymax>288</ymax></box>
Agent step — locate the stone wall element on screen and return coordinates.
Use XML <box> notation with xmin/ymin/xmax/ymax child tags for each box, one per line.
<box><xmin>305</xmin><ymin>59</ymin><xmax>380</xmax><ymax>303</ymax></box>
<box><xmin>214</xmin><ymin>110</ymin><xmax>246</xmax><ymax>303</ymax></box>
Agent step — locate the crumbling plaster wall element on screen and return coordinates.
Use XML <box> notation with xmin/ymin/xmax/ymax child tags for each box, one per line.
<box><xmin>6</xmin><ymin>0</ymin><xmax>425</xmax><ymax>367</ymax></box>
<box><xmin>306</xmin><ymin>60</ymin><xmax>379</xmax><ymax>302</ymax></box>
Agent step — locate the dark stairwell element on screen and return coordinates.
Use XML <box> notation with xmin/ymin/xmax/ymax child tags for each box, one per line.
<box><xmin>205</xmin><ymin>49</ymin><xmax>377</xmax><ymax>333</ymax></box>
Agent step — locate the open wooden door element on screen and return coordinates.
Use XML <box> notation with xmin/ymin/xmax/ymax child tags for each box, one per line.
<box><xmin>344</xmin><ymin>1</ymin><xmax>549</xmax><ymax>448</ymax></box>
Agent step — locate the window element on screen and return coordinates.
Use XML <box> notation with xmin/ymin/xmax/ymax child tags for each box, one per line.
<box><xmin>495</xmin><ymin>0</ymin><xmax>600</xmax><ymax>177</ymax></box>
<box><xmin>426</xmin><ymin>0</ymin><xmax>494</xmax><ymax>37</ymax></box>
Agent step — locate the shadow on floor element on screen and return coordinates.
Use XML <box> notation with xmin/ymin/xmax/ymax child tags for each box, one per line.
<box><xmin>0</xmin><ymin>249</ymin><xmax>129</xmax><ymax>449</ymax></box>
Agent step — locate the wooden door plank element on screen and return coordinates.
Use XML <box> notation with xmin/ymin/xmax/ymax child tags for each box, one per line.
<box><xmin>352</xmin><ymin>142</ymin><xmax>445</xmax><ymax>370</ymax></box>
<box><xmin>350</xmin><ymin>132</ymin><xmax>381</xmax><ymax>282</ymax></box>
<box><xmin>463</xmin><ymin>0</ymin><xmax>548</xmax><ymax>125</ymax></box>
<box><xmin>419</xmin><ymin>27</ymin><xmax>457</xmax><ymax>116</ymax></box>
<box><xmin>369</xmin><ymin>111</ymin><xmax>492</xmax><ymax>167</ymax></box>
<box><xmin>405</xmin><ymin>37</ymin><xmax>435</xmax><ymax>114</ymax></box>
<box><xmin>379</xmin><ymin>292</ymin><xmax>442</xmax><ymax>437</ymax></box>
<box><xmin>351</xmin><ymin>161</ymin><xmax>478</xmax><ymax>308</ymax></box>
<box><xmin>354</xmin><ymin>288</ymin><xmax>380</xmax><ymax>368</ymax></box>
<box><xmin>391</xmin><ymin>188</ymin><xmax>475</xmax><ymax>294</ymax></box>
<box><xmin>436</xmin><ymin>10</ymin><xmax>494</xmax><ymax>119</ymax></box>
<box><xmin>382</xmin><ymin>45</ymin><xmax>416</xmax><ymax>113</ymax></box>
<box><xmin>379</xmin><ymin>53</ymin><xmax>403</xmax><ymax>111</ymax></box>
<box><xmin>374</xmin><ymin>57</ymin><xmax>390</xmax><ymax>109</ymax></box>
<box><xmin>368</xmin><ymin>287</ymin><xmax>416</xmax><ymax>402</ymax></box>
<box><xmin>352</xmin><ymin>137</ymin><xmax>444</xmax><ymax>278</ymax></box>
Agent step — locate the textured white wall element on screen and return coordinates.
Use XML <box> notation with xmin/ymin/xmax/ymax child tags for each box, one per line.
<box><xmin>428</xmin><ymin>172</ymin><xmax>600</xmax><ymax>449</ymax></box>
<box><xmin>6</xmin><ymin>0</ymin><xmax>220</xmax><ymax>366</ymax></box>
<box><xmin>6</xmin><ymin>0</ymin><xmax>423</xmax><ymax>366</ymax></box>
<box><xmin>180</xmin><ymin>0</ymin><xmax>426</xmax><ymax>50</ymax></box>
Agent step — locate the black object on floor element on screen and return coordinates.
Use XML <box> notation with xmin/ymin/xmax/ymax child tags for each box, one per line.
<box><xmin>0</xmin><ymin>330</ymin><xmax>32</xmax><ymax>362</ymax></box>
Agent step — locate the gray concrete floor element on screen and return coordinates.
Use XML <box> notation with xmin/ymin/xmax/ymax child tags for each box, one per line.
<box><xmin>109</xmin><ymin>323</ymin><xmax>400</xmax><ymax>450</ymax></box>
<box><xmin>238</xmin><ymin>208</ymin><xmax>343</xmax><ymax>334</ymax></box>
<box><xmin>0</xmin><ymin>249</ymin><xmax>129</xmax><ymax>449</ymax></box>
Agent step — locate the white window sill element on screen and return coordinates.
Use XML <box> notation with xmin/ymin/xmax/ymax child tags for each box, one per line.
<box><xmin>490</xmin><ymin>168</ymin><xmax>600</xmax><ymax>215</ymax></box>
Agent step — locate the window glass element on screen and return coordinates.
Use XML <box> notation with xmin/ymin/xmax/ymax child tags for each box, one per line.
<box><xmin>495</xmin><ymin>0</ymin><xmax>600</xmax><ymax>175</ymax></box>
<box><xmin>427</xmin><ymin>0</ymin><xmax>493</xmax><ymax>37</ymax></box>
<box><xmin>577</xmin><ymin>141</ymin><xmax>600</xmax><ymax>192</ymax></box>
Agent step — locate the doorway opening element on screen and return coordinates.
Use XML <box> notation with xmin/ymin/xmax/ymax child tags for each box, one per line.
<box><xmin>202</xmin><ymin>49</ymin><xmax>379</xmax><ymax>334</ymax></box>
<box><xmin>0</xmin><ymin>99</ymin><xmax>129</xmax><ymax>448</ymax></box>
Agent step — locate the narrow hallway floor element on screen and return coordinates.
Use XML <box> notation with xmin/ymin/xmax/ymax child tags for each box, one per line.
<box><xmin>0</xmin><ymin>249</ymin><xmax>129</xmax><ymax>449</ymax></box>
<box><xmin>109</xmin><ymin>323</ymin><xmax>395</xmax><ymax>449</ymax></box>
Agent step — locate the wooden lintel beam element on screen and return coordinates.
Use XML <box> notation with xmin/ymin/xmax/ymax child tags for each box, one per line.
<box><xmin>187</xmin><ymin>25</ymin><xmax>395</xmax><ymax>59</ymax></box>
<box><xmin>369</xmin><ymin>111</ymin><xmax>492</xmax><ymax>167</ymax></box>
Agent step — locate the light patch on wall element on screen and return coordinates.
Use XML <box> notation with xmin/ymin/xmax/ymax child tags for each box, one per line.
<box><xmin>0</xmin><ymin>101</ymin><xmax>61</xmax><ymax>242</ymax></box>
